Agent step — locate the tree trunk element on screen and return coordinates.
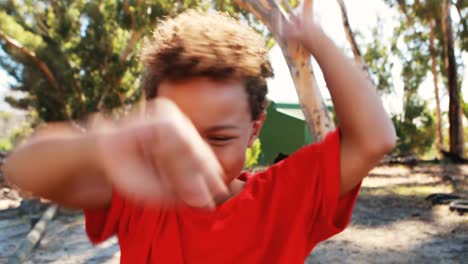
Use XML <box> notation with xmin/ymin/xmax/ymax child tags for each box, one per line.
<box><xmin>233</xmin><ymin>0</ymin><xmax>334</xmax><ymax>142</ymax></box>
<box><xmin>442</xmin><ymin>0</ymin><xmax>464</xmax><ymax>159</ymax></box>
<box><xmin>336</xmin><ymin>1</ymin><xmax>365</xmax><ymax>66</ymax></box>
<box><xmin>429</xmin><ymin>18</ymin><xmax>444</xmax><ymax>158</ymax></box>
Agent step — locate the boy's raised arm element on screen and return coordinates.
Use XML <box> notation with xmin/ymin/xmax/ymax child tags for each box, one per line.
<box><xmin>286</xmin><ymin>11</ymin><xmax>396</xmax><ymax>196</ymax></box>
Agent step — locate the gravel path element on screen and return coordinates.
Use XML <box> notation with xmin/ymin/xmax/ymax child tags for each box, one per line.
<box><xmin>0</xmin><ymin>214</ymin><xmax>30</xmax><ymax>262</ymax></box>
<box><xmin>25</xmin><ymin>212</ymin><xmax>120</xmax><ymax>264</ymax></box>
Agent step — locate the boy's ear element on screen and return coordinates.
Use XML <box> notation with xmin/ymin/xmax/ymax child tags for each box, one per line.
<box><xmin>248</xmin><ymin>112</ymin><xmax>267</xmax><ymax>147</ymax></box>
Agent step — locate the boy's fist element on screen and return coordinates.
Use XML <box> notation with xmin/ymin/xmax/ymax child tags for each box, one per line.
<box><xmin>94</xmin><ymin>98</ymin><xmax>228</xmax><ymax>209</ymax></box>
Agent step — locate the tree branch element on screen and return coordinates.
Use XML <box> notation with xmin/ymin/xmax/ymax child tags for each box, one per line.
<box><xmin>102</xmin><ymin>0</ymin><xmax>144</xmax><ymax>111</ymax></box>
<box><xmin>336</xmin><ymin>1</ymin><xmax>361</xmax><ymax>60</ymax></box>
<box><xmin>429</xmin><ymin>17</ymin><xmax>444</xmax><ymax>157</ymax></box>
<box><xmin>119</xmin><ymin>30</ymin><xmax>143</xmax><ymax>62</ymax></box>
<box><xmin>454</xmin><ymin>0</ymin><xmax>463</xmax><ymax>18</ymax></box>
<box><xmin>336</xmin><ymin>0</ymin><xmax>373</xmax><ymax>81</ymax></box>
<box><xmin>0</xmin><ymin>31</ymin><xmax>59</xmax><ymax>93</ymax></box>
<box><xmin>34</xmin><ymin>13</ymin><xmax>52</xmax><ymax>37</ymax></box>
<box><xmin>119</xmin><ymin>0</ymin><xmax>140</xmax><ymax>61</ymax></box>
<box><xmin>0</xmin><ymin>30</ymin><xmax>71</xmax><ymax>120</ymax></box>
<box><xmin>233</xmin><ymin>0</ymin><xmax>334</xmax><ymax>141</ymax></box>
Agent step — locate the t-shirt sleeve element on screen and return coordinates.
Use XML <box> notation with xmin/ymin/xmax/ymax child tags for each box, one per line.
<box><xmin>83</xmin><ymin>189</ymin><xmax>126</xmax><ymax>244</ymax></box>
<box><xmin>265</xmin><ymin>128</ymin><xmax>361</xmax><ymax>251</ymax></box>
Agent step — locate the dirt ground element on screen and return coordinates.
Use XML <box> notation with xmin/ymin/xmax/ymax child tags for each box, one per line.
<box><xmin>0</xmin><ymin>164</ymin><xmax>467</xmax><ymax>263</ymax></box>
<box><xmin>306</xmin><ymin>164</ymin><xmax>468</xmax><ymax>264</ymax></box>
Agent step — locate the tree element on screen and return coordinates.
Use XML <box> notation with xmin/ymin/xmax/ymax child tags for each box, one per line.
<box><xmin>362</xmin><ymin>23</ymin><xmax>394</xmax><ymax>94</ymax></box>
<box><xmin>0</xmin><ymin>0</ymin><xmax>205</xmax><ymax>122</ymax></box>
<box><xmin>0</xmin><ymin>0</ymin><xmax>279</xmax><ymax>124</ymax></box>
<box><xmin>392</xmin><ymin>94</ymin><xmax>436</xmax><ymax>156</ymax></box>
<box><xmin>233</xmin><ymin>0</ymin><xmax>334</xmax><ymax>142</ymax></box>
<box><xmin>442</xmin><ymin>0</ymin><xmax>464</xmax><ymax>159</ymax></box>
<box><xmin>336</xmin><ymin>0</ymin><xmax>399</xmax><ymax>127</ymax></box>
<box><xmin>381</xmin><ymin>0</ymin><xmax>467</xmax><ymax>159</ymax></box>
<box><xmin>429</xmin><ymin>17</ymin><xmax>443</xmax><ymax>157</ymax></box>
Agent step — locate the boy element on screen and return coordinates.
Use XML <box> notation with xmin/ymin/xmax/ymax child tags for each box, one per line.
<box><xmin>4</xmin><ymin>8</ymin><xmax>396</xmax><ymax>263</ymax></box>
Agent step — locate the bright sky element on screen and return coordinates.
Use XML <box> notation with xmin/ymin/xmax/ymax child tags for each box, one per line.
<box><xmin>266</xmin><ymin>0</ymin><xmax>468</xmax><ymax>116</ymax></box>
<box><xmin>0</xmin><ymin>0</ymin><xmax>467</xmax><ymax>115</ymax></box>
<box><xmin>0</xmin><ymin>70</ymin><xmax>19</xmax><ymax>113</ymax></box>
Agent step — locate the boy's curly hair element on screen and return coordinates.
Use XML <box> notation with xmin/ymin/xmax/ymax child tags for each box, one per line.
<box><xmin>141</xmin><ymin>10</ymin><xmax>274</xmax><ymax>120</ymax></box>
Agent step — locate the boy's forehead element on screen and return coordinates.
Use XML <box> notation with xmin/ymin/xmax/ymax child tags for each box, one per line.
<box><xmin>158</xmin><ymin>78</ymin><xmax>246</xmax><ymax>100</ymax></box>
<box><xmin>158</xmin><ymin>78</ymin><xmax>252</xmax><ymax>127</ymax></box>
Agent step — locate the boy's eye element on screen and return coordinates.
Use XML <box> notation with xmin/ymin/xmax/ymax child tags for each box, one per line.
<box><xmin>210</xmin><ymin>136</ymin><xmax>232</xmax><ymax>142</ymax></box>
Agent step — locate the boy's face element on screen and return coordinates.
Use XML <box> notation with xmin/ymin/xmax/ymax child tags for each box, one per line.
<box><xmin>158</xmin><ymin>77</ymin><xmax>265</xmax><ymax>184</ymax></box>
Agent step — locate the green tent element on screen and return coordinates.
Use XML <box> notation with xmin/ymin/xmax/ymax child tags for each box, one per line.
<box><xmin>258</xmin><ymin>102</ymin><xmax>313</xmax><ymax>165</ymax></box>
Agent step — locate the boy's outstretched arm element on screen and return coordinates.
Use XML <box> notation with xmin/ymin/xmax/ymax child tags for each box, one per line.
<box><xmin>3</xmin><ymin>99</ymin><xmax>227</xmax><ymax>209</ymax></box>
<box><xmin>286</xmin><ymin>13</ymin><xmax>396</xmax><ymax>196</ymax></box>
<box><xmin>3</xmin><ymin>124</ymin><xmax>113</xmax><ymax>208</ymax></box>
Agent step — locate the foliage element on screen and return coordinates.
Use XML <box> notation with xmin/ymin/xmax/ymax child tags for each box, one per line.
<box><xmin>362</xmin><ymin>21</ymin><xmax>394</xmax><ymax>94</ymax></box>
<box><xmin>379</xmin><ymin>0</ymin><xmax>468</xmax><ymax>157</ymax></box>
<box><xmin>245</xmin><ymin>138</ymin><xmax>261</xmax><ymax>168</ymax></box>
<box><xmin>465</xmin><ymin>120</ymin><xmax>468</xmax><ymax>158</ymax></box>
<box><xmin>0</xmin><ymin>0</ymin><xmax>279</xmax><ymax>123</ymax></box>
<box><xmin>0</xmin><ymin>118</ymin><xmax>34</xmax><ymax>152</ymax></box>
<box><xmin>0</xmin><ymin>111</ymin><xmax>11</xmax><ymax>123</ymax></box>
<box><xmin>462</xmin><ymin>96</ymin><xmax>468</xmax><ymax>119</ymax></box>
<box><xmin>392</xmin><ymin>97</ymin><xmax>436</xmax><ymax>155</ymax></box>
<box><xmin>0</xmin><ymin>0</ymin><xmax>225</xmax><ymax>122</ymax></box>
<box><xmin>0</xmin><ymin>138</ymin><xmax>12</xmax><ymax>152</ymax></box>
<box><xmin>455</xmin><ymin>0</ymin><xmax>467</xmax><ymax>53</ymax></box>
<box><xmin>0</xmin><ymin>0</ymin><xmax>466</xmax><ymax>159</ymax></box>
<box><xmin>9</xmin><ymin>121</ymin><xmax>34</xmax><ymax>146</ymax></box>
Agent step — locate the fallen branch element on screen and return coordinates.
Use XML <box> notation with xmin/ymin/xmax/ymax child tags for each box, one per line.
<box><xmin>8</xmin><ymin>204</ymin><xmax>58</xmax><ymax>264</ymax></box>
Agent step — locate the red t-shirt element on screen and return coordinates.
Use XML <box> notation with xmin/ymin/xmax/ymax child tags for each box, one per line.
<box><xmin>84</xmin><ymin>129</ymin><xmax>361</xmax><ymax>263</ymax></box>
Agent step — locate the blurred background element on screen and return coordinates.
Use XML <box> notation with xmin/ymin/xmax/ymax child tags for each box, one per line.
<box><xmin>0</xmin><ymin>0</ymin><xmax>466</xmax><ymax>263</ymax></box>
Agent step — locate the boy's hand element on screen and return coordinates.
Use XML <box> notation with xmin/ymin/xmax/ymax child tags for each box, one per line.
<box><xmin>276</xmin><ymin>0</ymin><xmax>321</xmax><ymax>53</ymax></box>
<box><xmin>95</xmin><ymin>98</ymin><xmax>228</xmax><ymax>208</ymax></box>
